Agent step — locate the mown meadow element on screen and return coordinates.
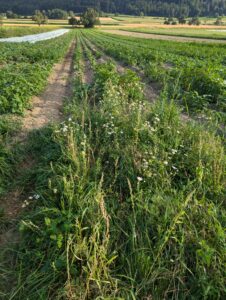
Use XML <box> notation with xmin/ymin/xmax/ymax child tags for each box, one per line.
<box><xmin>0</xmin><ymin>29</ymin><xmax>225</xmax><ymax>299</ymax></box>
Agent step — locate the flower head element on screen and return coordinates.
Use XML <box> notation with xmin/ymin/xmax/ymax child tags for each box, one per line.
<box><xmin>137</xmin><ymin>176</ymin><xmax>143</xmax><ymax>182</ymax></box>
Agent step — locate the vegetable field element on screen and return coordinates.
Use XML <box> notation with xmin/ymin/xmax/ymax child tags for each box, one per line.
<box><xmin>0</xmin><ymin>29</ymin><xmax>225</xmax><ymax>300</ymax></box>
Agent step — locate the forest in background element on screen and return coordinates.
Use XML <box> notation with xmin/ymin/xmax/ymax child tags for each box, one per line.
<box><xmin>0</xmin><ymin>0</ymin><xmax>226</xmax><ymax>17</ymax></box>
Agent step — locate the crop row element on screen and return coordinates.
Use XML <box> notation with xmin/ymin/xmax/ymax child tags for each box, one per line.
<box><xmin>83</xmin><ymin>31</ymin><xmax>226</xmax><ymax>124</ymax></box>
<box><xmin>0</xmin><ymin>32</ymin><xmax>75</xmax><ymax>114</ymax></box>
<box><xmin>8</xmin><ymin>33</ymin><xmax>226</xmax><ymax>299</ymax></box>
<box><xmin>0</xmin><ymin>32</ymin><xmax>75</xmax><ymax>196</ymax></box>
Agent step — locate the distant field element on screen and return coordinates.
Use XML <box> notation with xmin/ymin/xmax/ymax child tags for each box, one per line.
<box><xmin>3</xmin><ymin>15</ymin><xmax>226</xmax><ymax>31</ymax></box>
<box><xmin>110</xmin><ymin>15</ymin><xmax>226</xmax><ymax>25</ymax></box>
<box><xmin>121</xmin><ymin>27</ymin><xmax>226</xmax><ymax>40</ymax></box>
<box><xmin>2</xmin><ymin>17</ymin><xmax>120</xmax><ymax>27</ymax></box>
<box><xmin>3</xmin><ymin>18</ymin><xmax>70</xmax><ymax>27</ymax></box>
<box><xmin>112</xmin><ymin>16</ymin><xmax>164</xmax><ymax>24</ymax></box>
<box><xmin>0</xmin><ymin>26</ymin><xmax>56</xmax><ymax>38</ymax></box>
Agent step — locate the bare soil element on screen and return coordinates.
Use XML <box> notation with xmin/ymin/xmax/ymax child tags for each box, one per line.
<box><xmin>83</xmin><ymin>59</ymin><xmax>94</xmax><ymax>85</ymax></box>
<box><xmin>103</xmin><ymin>29</ymin><xmax>226</xmax><ymax>43</ymax></box>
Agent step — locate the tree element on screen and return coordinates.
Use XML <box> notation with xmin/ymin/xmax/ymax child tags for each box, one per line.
<box><xmin>188</xmin><ymin>17</ymin><xmax>201</xmax><ymax>25</ymax></box>
<box><xmin>215</xmin><ymin>17</ymin><xmax>223</xmax><ymax>26</ymax></box>
<box><xmin>140</xmin><ymin>12</ymin><xmax>144</xmax><ymax>18</ymax></box>
<box><xmin>68</xmin><ymin>17</ymin><xmax>79</xmax><ymax>27</ymax></box>
<box><xmin>6</xmin><ymin>10</ymin><xmax>18</xmax><ymax>18</ymax></box>
<box><xmin>68</xmin><ymin>11</ymin><xmax>75</xmax><ymax>17</ymax></box>
<box><xmin>164</xmin><ymin>17</ymin><xmax>173</xmax><ymax>25</ymax></box>
<box><xmin>164</xmin><ymin>19</ymin><xmax>170</xmax><ymax>25</ymax></box>
<box><xmin>0</xmin><ymin>14</ymin><xmax>4</xmax><ymax>27</ymax></box>
<box><xmin>32</xmin><ymin>10</ymin><xmax>48</xmax><ymax>26</ymax></box>
<box><xmin>47</xmin><ymin>9</ymin><xmax>68</xmax><ymax>20</ymax></box>
<box><xmin>80</xmin><ymin>8</ymin><xmax>100</xmax><ymax>28</ymax></box>
<box><xmin>178</xmin><ymin>17</ymin><xmax>187</xmax><ymax>24</ymax></box>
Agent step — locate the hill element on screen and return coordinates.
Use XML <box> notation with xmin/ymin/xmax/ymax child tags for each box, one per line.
<box><xmin>1</xmin><ymin>0</ymin><xmax>226</xmax><ymax>17</ymax></box>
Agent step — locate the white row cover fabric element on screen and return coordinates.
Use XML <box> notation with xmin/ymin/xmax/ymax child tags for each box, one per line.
<box><xmin>0</xmin><ymin>29</ymin><xmax>70</xmax><ymax>43</ymax></box>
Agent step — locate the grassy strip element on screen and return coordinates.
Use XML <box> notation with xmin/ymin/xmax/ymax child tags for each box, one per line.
<box><xmin>4</xmin><ymin>34</ymin><xmax>226</xmax><ymax>299</ymax></box>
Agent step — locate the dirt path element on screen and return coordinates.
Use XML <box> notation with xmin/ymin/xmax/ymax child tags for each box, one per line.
<box><xmin>0</xmin><ymin>42</ymin><xmax>75</xmax><ymax>247</ymax></box>
<box><xmin>16</xmin><ymin>42</ymin><xmax>75</xmax><ymax>142</ymax></box>
<box><xmin>103</xmin><ymin>29</ymin><xmax>226</xmax><ymax>44</ymax></box>
<box><xmin>83</xmin><ymin>57</ymin><xmax>94</xmax><ymax>85</ymax></box>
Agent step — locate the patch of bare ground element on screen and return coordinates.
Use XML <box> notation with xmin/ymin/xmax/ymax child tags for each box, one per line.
<box><xmin>83</xmin><ymin>59</ymin><xmax>94</xmax><ymax>85</ymax></box>
<box><xmin>103</xmin><ymin>29</ymin><xmax>226</xmax><ymax>44</ymax></box>
<box><xmin>0</xmin><ymin>41</ymin><xmax>75</xmax><ymax>247</ymax></box>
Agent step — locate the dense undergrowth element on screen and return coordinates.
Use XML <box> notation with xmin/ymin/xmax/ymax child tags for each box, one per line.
<box><xmin>2</xmin><ymin>32</ymin><xmax>225</xmax><ymax>300</ymax></box>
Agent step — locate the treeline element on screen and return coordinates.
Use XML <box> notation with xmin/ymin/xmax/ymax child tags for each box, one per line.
<box><xmin>1</xmin><ymin>0</ymin><xmax>226</xmax><ymax>17</ymax></box>
<box><xmin>1</xmin><ymin>9</ymin><xmax>74</xmax><ymax>20</ymax></box>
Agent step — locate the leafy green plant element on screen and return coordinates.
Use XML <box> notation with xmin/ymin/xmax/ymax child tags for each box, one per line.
<box><xmin>0</xmin><ymin>31</ymin><xmax>75</xmax><ymax>114</ymax></box>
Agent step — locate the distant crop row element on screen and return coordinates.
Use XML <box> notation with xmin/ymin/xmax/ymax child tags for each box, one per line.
<box><xmin>84</xmin><ymin>30</ymin><xmax>226</xmax><ymax>124</ymax></box>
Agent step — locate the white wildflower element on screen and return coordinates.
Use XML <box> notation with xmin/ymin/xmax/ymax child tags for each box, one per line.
<box><xmin>22</xmin><ymin>200</ymin><xmax>30</xmax><ymax>208</ymax></box>
<box><xmin>150</xmin><ymin>127</ymin><xmax>156</xmax><ymax>132</ymax></box>
<box><xmin>137</xmin><ymin>177</ymin><xmax>143</xmax><ymax>182</ymax></box>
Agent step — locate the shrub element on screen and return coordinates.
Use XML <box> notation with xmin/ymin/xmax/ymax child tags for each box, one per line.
<box><xmin>80</xmin><ymin>8</ymin><xmax>100</xmax><ymax>28</ymax></box>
